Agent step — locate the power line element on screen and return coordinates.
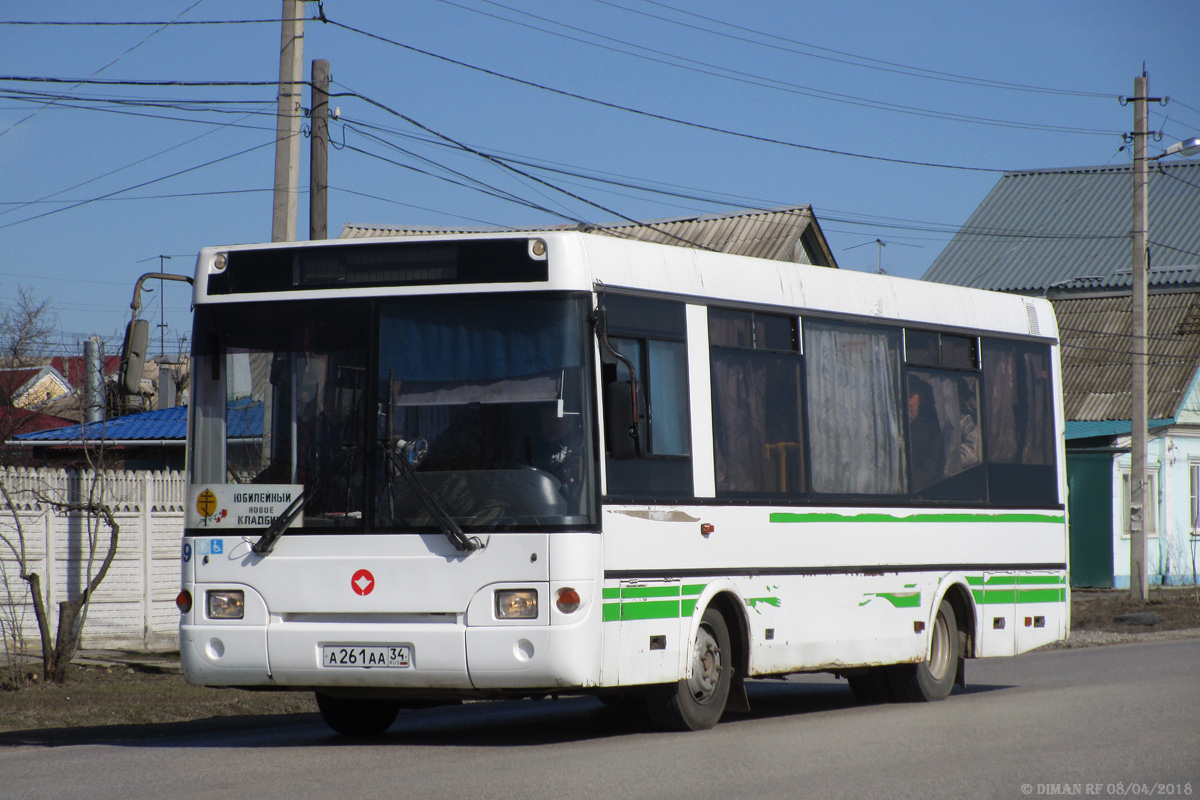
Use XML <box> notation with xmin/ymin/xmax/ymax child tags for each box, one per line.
<box><xmin>0</xmin><ymin>0</ymin><xmax>204</xmax><ymax>140</ymax></box>
<box><xmin>431</xmin><ymin>0</ymin><xmax>1117</xmax><ymax>137</ymax></box>
<box><xmin>0</xmin><ymin>100</ymin><xmax>275</xmax><ymax>218</ymax></box>
<box><xmin>0</xmin><ymin>135</ymin><xmax>282</xmax><ymax>231</ymax></box>
<box><xmin>334</xmin><ymin>83</ymin><xmax>715</xmax><ymax>248</ymax></box>
<box><xmin>319</xmin><ymin>16</ymin><xmax>1008</xmax><ymax>173</ymax></box>
<box><xmin>335</xmin><ymin>111</ymin><xmax>1146</xmax><ymax>245</ymax></box>
<box><xmin>0</xmin><ymin>18</ymin><xmax>282</xmax><ymax>26</ymax></box>
<box><xmin>0</xmin><ymin>75</ymin><xmax>281</xmax><ymax>88</ymax></box>
<box><xmin>600</xmin><ymin>0</ymin><xmax>1115</xmax><ymax>99</ymax></box>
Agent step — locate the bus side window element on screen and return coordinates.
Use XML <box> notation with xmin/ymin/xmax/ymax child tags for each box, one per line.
<box><xmin>981</xmin><ymin>339</ymin><xmax>1058</xmax><ymax>505</ymax></box>
<box><xmin>710</xmin><ymin>308</ymin><xmax>804</xmax><ymax>496</ymax></box>
<box><xmin>902</xmin><ymin>329</ymin><xmax>986</xmax><ymax>502</ymax></box>
<box><xmin>804</xmin><ymin>319</ymin><xmax>906</xmax><ymax>496</ymax></box>
<box><xmin>598</xmin><ymin>296</ymin><xmax>693</xmax><ymax>499</ymax></box>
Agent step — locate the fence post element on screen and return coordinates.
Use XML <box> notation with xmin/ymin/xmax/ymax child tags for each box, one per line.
<box><xmin>141</xmin><ymin>471</ymin><xmax>154</xmax><ymax>649</ymax></box>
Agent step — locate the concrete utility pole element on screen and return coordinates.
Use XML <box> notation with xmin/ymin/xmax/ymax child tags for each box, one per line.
<box><xmin>1129</xmin><ymin>72</ymin><xmax>1155</xmax><ymax>602</ymax></box>
<box><xmin>272</xmin><ymin>0</ymin><xmax>305</xmax><ymax>243</ymax></box>
<box><xmin>309</xmin><ymin>58</ymin><xmax>330</xmax><ymax>240</ymax></box>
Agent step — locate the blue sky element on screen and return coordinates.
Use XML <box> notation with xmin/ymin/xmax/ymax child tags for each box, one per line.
<box><xmin>2</xmin><ymin>0</ymin><xmax>1198</xmax><ymax>359</ymax></box>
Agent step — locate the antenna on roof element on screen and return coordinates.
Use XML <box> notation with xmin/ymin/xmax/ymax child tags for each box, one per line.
<box><xmin>843</xmin><ymin>238</ymin><xmax>922</xmax><ymax>274</ymax></box>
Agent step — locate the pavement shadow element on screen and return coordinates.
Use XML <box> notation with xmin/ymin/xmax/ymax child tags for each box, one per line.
<box><xmin>0</xmin><ymin>677</ymin><xmax>1013</xmax><ymax>750</ymax></box>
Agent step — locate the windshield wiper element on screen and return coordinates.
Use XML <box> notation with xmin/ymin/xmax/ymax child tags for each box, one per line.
<box><xmin>252</xmin><ymin>444</ymin><xmax>355</xmax><ymax>556</ymax></box>
<box><xmin>383</xmin><ymin>438</ymin><xmax>484</xmax><ymax>554</ymax></box>
<box><xmin>252</xmin><ymin>489</ymin><xmax>309</xmax><ymax>555</ymax></box>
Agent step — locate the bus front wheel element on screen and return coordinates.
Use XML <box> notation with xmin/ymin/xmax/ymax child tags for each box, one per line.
<box><xmin>316</xmin><ymin>693</ymin><xmax>401</xmax><ymax>736</ymax></box>
<box><xmin>646</xmin><ymin>607</ymin><xmax>732</xmax><ymax>731</ymax></box>
<box><xmin>887</xmin><ymin>597</ymin><xmax>959</xmax><ymax>702</ymax></box>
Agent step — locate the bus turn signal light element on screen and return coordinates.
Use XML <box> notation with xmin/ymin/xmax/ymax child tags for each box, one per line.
<box><xmin>175</xmin><ymin>590</ymin><xmax>192</xmax><ymax>613</ymax></box>
<box><xmin>555</xmin><ymin>588</ymin><xmax>581</xmax><ymax>614</ymax></box>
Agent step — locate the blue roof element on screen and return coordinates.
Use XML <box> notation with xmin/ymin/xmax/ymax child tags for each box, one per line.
<box><xmin>14</xmin><ymin>400</ymin><xmax>263</xmax><ymax>443</ymax></box>
<box><xmin>1065</xmin><ymin>418</ymin><xmax>1175</xmax><ymax>441</ymax></box>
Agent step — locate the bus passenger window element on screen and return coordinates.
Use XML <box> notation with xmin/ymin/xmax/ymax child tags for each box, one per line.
<box><xmin>905</xmin><ymin>371</ymin><xmax>985</xmax><ymax>500</ymax></box>
<box><xmin>804</xmin><ymin>320</ymin><xmax>906</xmax><ymax>496</ymax></box>
<box><xmin>710</xmin><ymin>308</ymin><xmax>804</xmax><ymax>496</ymax></box>
<box><xmin>982</xmin><ymin>339</ymin><xmax>1057</xmax><ymax>505</ymax></box>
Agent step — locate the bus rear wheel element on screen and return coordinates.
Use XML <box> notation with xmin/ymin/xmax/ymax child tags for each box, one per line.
<box><xmin>315</xmin><ymin>693</ymin><xmax>401</xmax><ymax>736</ymax></box>
<box><xmin>646</xmin><ymin>607</ymin><xmax>732</xmax><ymax>731</ymax></box>
<box><xmin>887</xmin><ymin>597</ymin><xmax>959</xmax><ymax>702</ymax></box>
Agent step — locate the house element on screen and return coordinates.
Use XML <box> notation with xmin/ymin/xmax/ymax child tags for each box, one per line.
<box><xmin>923</xmin><ymin>161</ymin><xmax>1200</xmax><ymax>588</ymax></box>
<box><xmin>0</xmin><ymin>365</ymin><xmax>72</xmax><ymax>410</ymax></box>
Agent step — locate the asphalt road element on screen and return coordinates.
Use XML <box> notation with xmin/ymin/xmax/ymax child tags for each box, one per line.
<box><xmin>2</xmin><ymin>639</ymin><xmax>1197</xmax><ymax>800</ymax></box>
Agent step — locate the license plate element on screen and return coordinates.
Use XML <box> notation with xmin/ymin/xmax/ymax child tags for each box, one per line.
<box><xmin>322</xmin><ymin>645</ymin><xmax>411</xmax><ymax>668</ymax></box>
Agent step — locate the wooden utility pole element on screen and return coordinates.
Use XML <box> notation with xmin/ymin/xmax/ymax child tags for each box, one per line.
<box><xmin>272</xmin><ymin>0</ymin><xmax>305</xmax><ymax>242</ymax></box>
<box><xmin>309</xmin><ymin>59</ymin><xmax>330</xmax><ymax>240</ymax></box>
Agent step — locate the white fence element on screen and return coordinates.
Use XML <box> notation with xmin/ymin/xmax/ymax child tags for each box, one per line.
<box><xmin>0</xmin><ymin>467</ymin><xmax>185</xmax><ymax>652</ymax></box>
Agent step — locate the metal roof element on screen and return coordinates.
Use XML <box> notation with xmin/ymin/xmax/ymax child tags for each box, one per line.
<box><xmin>922</xmin><ymin>162</ymin><xmax>1200</xmax><ymax>293</ymax></box>
<box><xmin>341</xmin><ymin>206</ymin><xmax>838</xmax><ymax>267</ymax></box>
<box><xmin>12</xmin><ymin>401</ymin><xmax>261</xmax><ymax>444</ymax></box>
<box><xmin>1055</xmin><ymin>292</ymin><xmax>1200</xmax><ymax>421</ymax></box>
<box><xmin>1065</xmin><ymin>419</ymin><xmax>1174</xmax><ymax>441</ymax></box>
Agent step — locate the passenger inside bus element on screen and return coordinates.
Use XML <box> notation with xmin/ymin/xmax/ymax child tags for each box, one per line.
<box><xmin>906</xmin><ymin>377</ymin><xmax>946</xmax><ymax>492</ymax></box>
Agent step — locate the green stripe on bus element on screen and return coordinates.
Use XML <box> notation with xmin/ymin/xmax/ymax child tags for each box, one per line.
<box><xmin>769</xmin><ymin>511</ymin><xmax>1065</xmax><ymax>524</ymax></box>
<box><xmin>682</xmin><ymin>584</ymin><xmax>705</xmax><ymax>596</ymax></box>
<box><xmin>602</xmin><ymin>587</ymin><xmax>620</xmax><ymax>600</ymax></box>
<box><xmin>1017</xmin><ymin>588</ymin><xmax>1067</xmax><ymax>603</ymax></box>
<box><xmin>875</xmin><ymin>592</ymin><xmax>921</xmax><ymax>608</ymax></box>
<box><xmin>620</xmin><ymin>600</ymin><xmax>681</xmax><ymax>621</ymax></box>
<box><xmin>971</xmin><ymin>588</ymin><xmax>1066</xmax><ymax>604</ymax></box>
<box><xmin>603</xmin><ymin>602</ymin><xmax>620</xmax><ymax>621</ymax></box>
<box><xmin>976</xmin><ymin>574</ymin><xmax>1066</xmax><ymax>586</ymax></box>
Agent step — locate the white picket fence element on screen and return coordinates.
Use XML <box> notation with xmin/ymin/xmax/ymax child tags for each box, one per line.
<box><xmin>0</xmin><ymin>467</ymin><xmax>185</xmax><ymax>652</ymax></box>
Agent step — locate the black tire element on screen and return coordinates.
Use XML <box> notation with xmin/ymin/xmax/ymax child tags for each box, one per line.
<box><xmin>887</xmin><ymin>597</ymin><xmax>959</xmax><ymax>702</ymax></box>
<box><xmin>646</xmin><ymin>607</ymin><xmax>733</xmax><ymax>731</ymax></box>
<box><xmin>315</xmin><ymin>693</ymin><xmax>401</xmax><ymax>736</ymax></box>
<box><xmin>847</xmin><ymin>668</ymin><xmax>893</xmax><ymax>704</ymax></box>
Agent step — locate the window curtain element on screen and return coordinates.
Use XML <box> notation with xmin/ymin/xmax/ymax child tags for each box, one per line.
<box><xmin>805</xmin><ymin>323</ymin><xmax>905</xmax><ymax>494</ymax></box>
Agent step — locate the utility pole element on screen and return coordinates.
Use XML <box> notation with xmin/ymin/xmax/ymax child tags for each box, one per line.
<box><xmin>272</xmin><ymin>0</ymin><xmax>305</xmax><ymax>243</ymax></box>
<box><xmin>309</xmin><ymin>58</ymin><xmax>330</xmax><ymax>240</ymax></box>
<box><xmin>1129</xmin><ymin>71</ymin><xmax>1156</xmax><ymax>602</ymax></box>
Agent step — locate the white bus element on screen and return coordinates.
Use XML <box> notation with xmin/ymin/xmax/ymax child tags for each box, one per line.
<box><xmin>178</xmin><ymin>231</ymin><xmax>1068</xmax><ymax>734</ymax></box>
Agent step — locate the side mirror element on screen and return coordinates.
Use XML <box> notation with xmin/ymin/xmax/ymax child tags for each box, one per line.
<box><xmin>120</xmin><ymin>319</ymin><xmax>150</xmax><ymax>395</ymax></box>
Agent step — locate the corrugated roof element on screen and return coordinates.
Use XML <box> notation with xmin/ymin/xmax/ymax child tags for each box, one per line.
<box><xmin>13</xmin><ymin>401</ymin><xmax>261</xmax><ymax>443</ymax></box>
<box><xmin>923</xmin><ymin>162</ymin><xmax>1200</xmax><ymax>293</ymax></box>
<box><xmin>1055</xmin><ymin>292</ymin><xmax>1200</xmax><ymax>421</ymax></box>
<box><xmin>341</xmin><ymin>206</ymin><xmax>838</xmax><ymax>267</ymax></box>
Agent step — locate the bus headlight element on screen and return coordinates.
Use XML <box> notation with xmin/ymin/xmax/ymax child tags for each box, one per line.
<box><xmin>496</xmin><ymin>589</ymin><xmax>538</xmax><ymax>619</ymax></box>
<box><xmin>207</xmin><ymin>590</ymin><xmax>245</xmax><ymax>619</ymax></box>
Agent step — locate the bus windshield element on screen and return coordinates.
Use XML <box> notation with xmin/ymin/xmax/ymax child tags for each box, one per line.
<box><xmin>190</xmin><ymin>293</ymin><xmax>597</xmax><ymax>533</ymax></box>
